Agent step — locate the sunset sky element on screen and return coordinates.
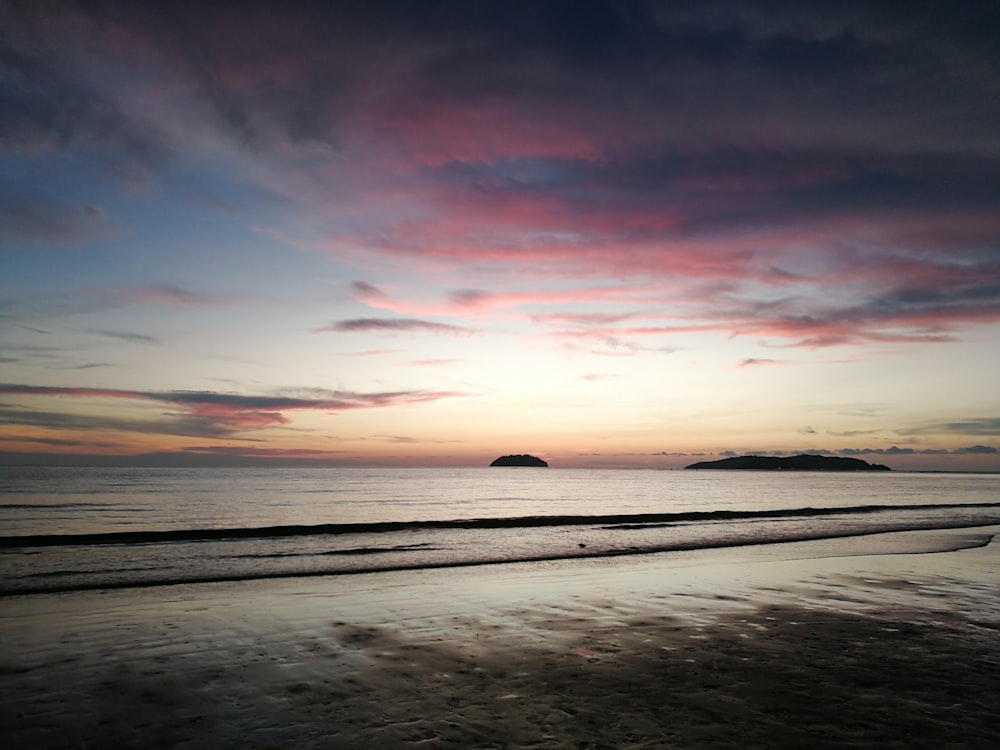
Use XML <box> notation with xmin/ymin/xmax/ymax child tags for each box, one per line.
<box><xmin>2</xmin><ymin>0</ymin><xmax>999</xmax><ymax>470</ymax></box>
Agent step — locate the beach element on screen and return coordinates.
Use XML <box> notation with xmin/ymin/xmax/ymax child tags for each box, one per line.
<box><xmin>2</xmin><ymin>526</ymin><xmax>998</xmax><ymax>749</ymax></box>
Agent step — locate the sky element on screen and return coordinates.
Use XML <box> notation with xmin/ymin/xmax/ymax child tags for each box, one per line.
<box><xmin>2</xmin><ymin>0</ymin><xmax>999</xmax><ymax>471</ymax></box>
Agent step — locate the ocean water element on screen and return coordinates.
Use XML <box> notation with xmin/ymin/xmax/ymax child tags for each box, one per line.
<box><xmin>1</xmin><ymin>467</ymin><xmax>998</xmax><ymax>596</ymax></box>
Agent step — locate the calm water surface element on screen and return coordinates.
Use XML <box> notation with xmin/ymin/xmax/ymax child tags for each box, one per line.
<box><xmin>1</xmin><ymin>467</ymin><xmax>998</xmax><ymax>595</ymax></box>
<box><xmin>4</xmin><ymin>466</ymin><xmax>999</xmax><ymax>535</ymax></box>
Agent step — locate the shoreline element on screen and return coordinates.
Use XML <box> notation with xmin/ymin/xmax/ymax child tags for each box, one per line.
<box><xmin>5</xmin><ymin>514</ymin><xmax>1000</xmax><ymax>598</ymax></box>
<box><xmin>2</xmin><ymin>526</ymin><xmax>998</xmax><ymax>748</ymax></box>
<box><xmin>5</xmin><ymin>500</ymin><xmax>998</xmax><ymax>548</ymax></box>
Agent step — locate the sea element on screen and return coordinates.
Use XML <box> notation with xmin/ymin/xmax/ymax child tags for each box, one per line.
<box><xmin>1</xmin><ymin>466</ymin><xmax>999</xmax><ymax>596</ymax></box>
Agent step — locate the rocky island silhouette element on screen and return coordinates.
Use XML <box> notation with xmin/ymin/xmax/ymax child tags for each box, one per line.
<box><xmin>490</xmin><ymin>454</ymin><xmax>549</xmax><ymax>467</ymax></box>
<box><xmin>685</xmin><ymin>454</ymin><xmax>890</xmax><ymax>471</ymax></box>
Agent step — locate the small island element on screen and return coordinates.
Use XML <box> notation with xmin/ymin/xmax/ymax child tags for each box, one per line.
<box><xmin>490</xmin><ymin>454</ymin><xmax>548</xmax><ymax>467</ymax></box>
<box><xmin>684</xmin><ymin>454</ymin><xmax>890</xmax><ymax>472</ymax></box>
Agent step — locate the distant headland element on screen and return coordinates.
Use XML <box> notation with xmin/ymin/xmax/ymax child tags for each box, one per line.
<box><xmin>685</xmin><ymin>454</ymin><xmax>891</xmax><ymax>472</ymax></box>
<box><xmin>490</xmin><ymin>454</ymin><xmax>548</xmax><ymax>467</ymax></box>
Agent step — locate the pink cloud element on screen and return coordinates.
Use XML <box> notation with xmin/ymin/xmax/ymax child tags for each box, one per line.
<box><xmin>716</xmin><ymin>280</ymin><xmax>1000</xmax><ymax>348</ymax></box>
<box><xmin>528</xmin><ymin>280</ymin><xmax>999</xmax><ymax>350</ymax></box>
<box><xmin>0</xmin><ymin>384</ymin><xmax>465</xmax><ymax>438</ymax></box>
<box><xmin>349</xmin><ymin>281</ymin><xmax>667</xmax><ymax>319</ymax></box>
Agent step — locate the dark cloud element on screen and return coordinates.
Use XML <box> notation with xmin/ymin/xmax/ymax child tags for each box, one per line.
<box><xmin>12</xmin><ymin>1</ymin><xmax>997</xmax><ymax>157</ymax></box>
<box><xmin>837</xmin><ymin>445</ymin><xmax>1000</xmax><ymax>456</ymax></box>
<box><xmin>66</xmin><ymin>363</ymin><xmax>112</xmax><ymax>371</ymax></box>
<box><xmin>840</xmin><ymin>446</ymin><xmax>922</xmax><ymax>456</ymax></box>
<box><xmin>855</xmin><ymin>280</ymin><xmax>1000</xmax><ymax>326</ymax></box>
<box><xmin>450</xmin><ymin>289</ymin><xmax>493</xmax><ymax>307</ymax></box>
<box><xmin>915</xmin><ymin>418</ymin><xmax>1000</xmax><ymax>436</ymax></box>
<box><xmin>318</xmin><ymin>318</ymin><xmax>476</xmax><ymax>336</ymax></box>
<box><xmin>0</xmin><ymin>180</ymin><xmax>112</xmax><ymax>248</ymax></box>
<box><xmin>0</xmin><ymin>383</ymin><xmax>459</xmax><ymax>412</ymax></box>
<box><xmin>350</xmin><ymin>281</ymin><xmax>387</xmax><ymax>301</ymax></box>
<box><xmin>0</xmin><ymin>383</ymin><xmax>466</xmax><ymax>438</ymax></box>
<box><xmin>92</xmin><ymin>330</ymin><xmax>158</xmax><ymax>344</ymax></box>
<box><xmin>5</xmin><ymin>0</ymin><xmax>371</xmax><ymax>155</ymax></box>
<box><xmin>0</xmin><ymin>10</ymin><xmax>169</xmax><ymax>179</ymax></box>
<box><xmin>1</xmin><ymin>435</ymin><xmax>118</xmax><ymax>448</ymax></box>
<box><xmin>828</xmin><ymin>429</ymin><xmax>880</xmax><ymax>438</ymax></box>
<box><xmin>954</xmin><ymin>445</ymin><xmax>1000</xmax><ymax>454</ymax></box>
<box><xmin>181</xmin><ymin>446</ymin><xmax>346</xmax><ymax>458</ymax></box>
<box><xmin>0</xmin><ymin>405</ymin><xmax>240</xmax><ymax>440</ymax></box>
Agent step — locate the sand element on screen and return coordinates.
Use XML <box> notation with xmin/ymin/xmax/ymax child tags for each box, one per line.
<box><xmin>2</xmin><ymin>527</ymin><xmax>998</xmax><ymax>749</ymax></box>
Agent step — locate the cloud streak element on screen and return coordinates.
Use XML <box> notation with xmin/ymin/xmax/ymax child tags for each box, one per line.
<box><xmin>839</xmin><ymin>445</ymin><xmax>999</xmax><ymax>456</ymax></box>
<box><xmin>0</xmin><ymin>383</ymin><xmax>464</xmax><ymax>439</ymax></box>
<box><xmin>906</xmin><ymin>418</ymin><xmax>1000</xmax><ymax>437</ymax></box>
<box><xmin>317</xmin><ymin>318</ymin><xmax>477</xmax><ymax>336</ymax></box>
<box><xmin>0</xmin><ymin>180</ymin><xmax>112</xmax><ymax>248</ymax></box>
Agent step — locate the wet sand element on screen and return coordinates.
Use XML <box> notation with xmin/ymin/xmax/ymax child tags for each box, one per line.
<box><xmin>2</xmin><ymin>527</ymin><xmax>998</xmax><ymax>749</ymax></box>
